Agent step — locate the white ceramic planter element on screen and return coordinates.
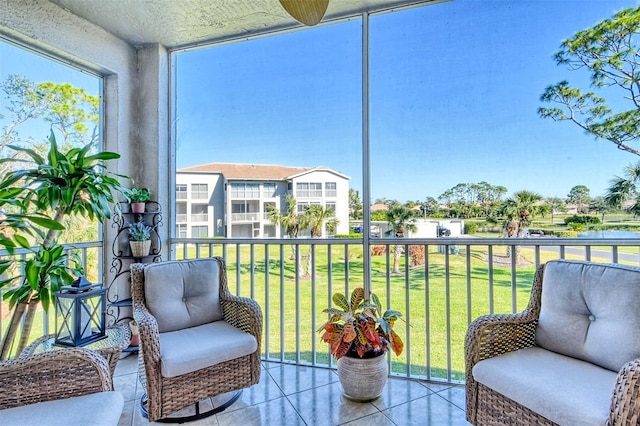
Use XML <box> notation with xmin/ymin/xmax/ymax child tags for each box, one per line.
<box><xmin>337</xmin><ymin>353</ymin><xmax>388</xmax><ymax>401</ymax></box>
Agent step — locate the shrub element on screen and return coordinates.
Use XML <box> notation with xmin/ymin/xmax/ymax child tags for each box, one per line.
<box><xmin>568</xmin><ymin>222</ymin><xmax>584</xmax><ymax>232</ymax></box>
<box><xmin>371</xmin><ymin>245</ymin><xmax>386</xmax><ymax>256</ymax></box>
<box><xmin>334</xmin><ymin>233</ymin><xmax>362</xmax><ymax>238</ymax></box>
<box><xmin>552</xmin><ymin>230</ymin><xmax>579</xmax><ymax>238</ymax></box>
<box><xmin>408</xmin><ymin>245</ymin><xmax>425</xmax><ymax>266</ymax></box>
<box><xmin>564</xmin><ymin>214</ymin><xmax>600</xmax><ymax>225</ymax></box>
<box><xmin>464</xmin><ymin>223</ymin><xmax>478</xmax><ymax>234</ymax></box>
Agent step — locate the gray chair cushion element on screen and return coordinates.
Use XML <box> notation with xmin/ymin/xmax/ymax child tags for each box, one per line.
<box><xmin>535</xmin><ymin>259</ymin><xmax>640</xmax><ymax>372</ymax></box>
<box><xmin>144</xmin><ymin>259</ymin><xmax>224</xmax><ymax>332</ymax></box>
<box><xmin>473</xmin><ymin>347</ymin><xmax>617</xmax><ymax>426</ymax></box>
<box><xmin>0</xmin><ymin>391</ymin><xmax>124</xmax><ymax>426</ymax></box>
<box><xmin>159</xmin><ymin>321</ymin><xmax>258</xmax><ymax>378</ymax></box>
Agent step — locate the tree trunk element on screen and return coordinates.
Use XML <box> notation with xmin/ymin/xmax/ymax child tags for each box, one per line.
<box><xmin>0</xmin><ymin>301</ymin><xmax>27</xmax><ymax>360</ymax></box>
<box><xmin>305</xmin><ymin>248</ymin><xmax>313</xmax><ymax>278</ymax></box>
<box><xmin>392</xmin><ymin>244</ymin><xmax>402</xmax><ymax>274</ymax></box>
<box><xmin>295</xmin><ymin>246</ymin><xmax>305</xmax><ymax>278</ymax></box>
<box><xmin>506</xmin><ymin>247</ymin><xmax>523</xmax><ymax>260</ymax></box>
<box><xmin>16</xmin><ymin>299</ymin><xmax>39</xmax><ymax>355</ymax></box>
<box><xmin>43</xmin><ymin>207</ymin><xmax>65</xmax><ymax>249</ymax></box>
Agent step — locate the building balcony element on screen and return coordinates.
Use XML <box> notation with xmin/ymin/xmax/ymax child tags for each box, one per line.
<box><xmin>230</xmin><ymin>212</ymin><xmax>261</xmax><ymax>222</ymax></box>
<box><xmin>3</xmin><ymin>235</ymin><xmax>639</xmax><ymax>425</ymax></box>
<box><xmin>190</xmin><ymin>213</ymin><xmax>209</xmax><ymax>222</ymax></box>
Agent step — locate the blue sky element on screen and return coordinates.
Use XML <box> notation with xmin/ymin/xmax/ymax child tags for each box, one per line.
<box><xmin>0</xmin><ymin>41</ymin><xmax>100</xmax><ymax>139</ymax></box>
<box><xmin>2</xmin><ymin>0</ymin><xmax>639</xmax><ymax>204</ymax></box>
<box><xmin>175</xmin><ymin>0</ymin><xmax>639</xmax><ymax>203</ymax></box>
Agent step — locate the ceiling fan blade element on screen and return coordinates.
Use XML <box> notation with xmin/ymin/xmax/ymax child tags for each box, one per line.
<box><xmin>279</xmin><ymin>0</ymin><xmax>330</xmax><ymax>26</ymax></box>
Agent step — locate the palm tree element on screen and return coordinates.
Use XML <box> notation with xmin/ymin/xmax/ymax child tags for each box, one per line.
<box><xmin>384</xmin><ymin>206</ymin><xmax>417</xmax><ymax>274</ymax></box>
<box><xmin>266</xmin><ymin>195</ymin><xmax>300</xmax><ymax>239</ymax></box>
<box><xmin>306</xmin><ymin>204</ymin><xmax>339</xmax><ymax>238</ymax></box>
<box><xmin>544</xmin><ymin>197</ymin><xmax>566</xmax><ymax>224</ymax></box>
<box><xmin>266</xmin><ymin>195</ymin><xmax>304</xmax><ymax>263</ymax></box>
<box><xmin>499</xmin><ymin>190</ymin><xmax>543</xmax><ymax>237</ymax></box>
<box><xmin>498</xmin><ymin>190</ymin><xmax>542</xmax><ymax>259</ymax></box>
<box><xmin>304</xmin><ymin>204</ymin><xmax>339</xmax><ymax>275</ymax></box>
<box><xmin>605</xmin><ymin>161</ymin><xmax>640</xmax><ymax>213</ymax></box>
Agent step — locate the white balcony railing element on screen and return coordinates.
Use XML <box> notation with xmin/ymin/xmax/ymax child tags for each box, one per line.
<box><xmin>230</xmin><ymin>212</ymin><xmax>260</xmax><ymax>222</ymax></box>
<box><xmin>4</xmin><ymin>237</ymin><xmax>640</xmax><ymax>386</ymax></box>
<box><xmin>169</xmin><ymin>236</ymin><xmax>640</xmax><ymax>384</ymax></box>
<box><xmin>192</xmin><ymin>192</ymin><xmax>208</xmax><ymax>200</ymax></box>
<box><xmin>176</xmin><ymin>214</ymin><xmax>187</xmax><ymax>223</ymax></box>
<box><xmin>190</xmin><ymin>213</ymin><xmax>208</xmax><ymax>222</ymax></box>
<box><xmin>0</xmin><ymin>241</ymin><xmax>103</xmax><ymax>359</ymax></box>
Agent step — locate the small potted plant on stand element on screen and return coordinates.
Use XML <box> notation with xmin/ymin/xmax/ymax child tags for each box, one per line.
<box><xmin>318</xmin><ymin>287</ymin><xmax>404</xmax><ymax>401</ymax></box>
<box><xmin>128</xmin><ymin>218</ymin><xmax>153</xmax><ymax>257</ymax></box>
<box><xmin>125</xmin><ymin>187</ymin><xmax>150</xmax><ymax>213</ymax></box>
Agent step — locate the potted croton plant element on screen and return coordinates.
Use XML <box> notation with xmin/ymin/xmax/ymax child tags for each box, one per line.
<box><xmin>319</xmin><ymin>287</ymin><xmax>403</xmax><ymax>401</ymax></box>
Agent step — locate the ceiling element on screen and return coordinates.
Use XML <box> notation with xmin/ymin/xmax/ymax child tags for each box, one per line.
<box><xmin>47</xmin><ymin>0</ymin><xmax>439</xmax><ymax>50</ymax></box>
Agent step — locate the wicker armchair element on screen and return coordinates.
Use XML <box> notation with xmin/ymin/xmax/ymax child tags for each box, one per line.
<box><xmin>0</xmin><ymin>348</ymin><xmax>124</xmax><ymax>425</ymax></box>
<box><xmin>465</xmin><ymin>260</ymin><xmax>640</xmax><ymax>426</ymax></box>
<box><xmin>131</xmin><ymin>257</ymin><xmax>262</xmax><ymax>422</ymax></box>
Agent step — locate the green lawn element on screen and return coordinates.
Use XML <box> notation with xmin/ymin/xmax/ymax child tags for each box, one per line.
<box><xmin>176</xmin><ymin>243</ymin><xmax>566</xmax><ymax>381</ymax></box>
<box><xmin>7</xmin><ymin>238</ymin><xmax>636</xmax><ymax>380</ymax></box>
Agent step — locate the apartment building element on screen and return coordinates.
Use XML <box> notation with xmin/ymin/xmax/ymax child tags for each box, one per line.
<box><xmin>176</xmin><ymin>163</ymin><xmax>350</xmax><ymax>238</ymax></box>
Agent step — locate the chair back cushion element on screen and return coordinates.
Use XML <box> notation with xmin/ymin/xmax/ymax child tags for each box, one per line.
<box><xmin>144</xmin><ymin>259</ymin><xmax>224</xmax><ymax>332</ymax></box>
<box><xmin>535</xmin><ymin>259</ymin><xmax>640</xmax><ymax>371</ymax></box>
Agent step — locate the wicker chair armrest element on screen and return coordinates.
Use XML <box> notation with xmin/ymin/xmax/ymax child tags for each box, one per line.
<box><xmin>133</xmin><ymin>301</ymin><xmax>162</xmax><ymax>366</ymax></box>
<box><xmin>130</xmin><ymin>263</ymin><xmax>162</xmax><ymax>366</ymax></box>
<box><xmin>466</xmin><ymin>264</ymin><xmax>545</xmax><ymax>368</ymax></box>
<box><xmin>609</xmin><ymin>357</ymin><xmax>640</xmax><ymax>425</ymax></box>
<box><xmin>0</xmin><ymin>347</ymin><xmax>112</xmax><ymax>410</ymax></box>
<box><xmin>221</xmin><ymin>295</ymin><xmax>263</xmax><ymax>343</ymax></box>
<box><xmin>465</xmin><ymin>311</ymin><xmax>539</xmax><ymax>364</ymax></box>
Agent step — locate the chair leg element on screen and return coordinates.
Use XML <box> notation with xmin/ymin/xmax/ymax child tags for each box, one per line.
<box><xmin>140</xmin><ymin>390</ymin><xmax>243</xmax><ymax>423</ymax></box>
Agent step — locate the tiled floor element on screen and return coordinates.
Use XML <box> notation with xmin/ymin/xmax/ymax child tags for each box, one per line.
<box><xmin>114</xmin><ymin>354</ymin><xmax>470</xmax><ymax>426</ymax></box>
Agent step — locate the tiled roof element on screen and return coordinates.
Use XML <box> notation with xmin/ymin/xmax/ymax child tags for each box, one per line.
<box><xmin>370</xmin><ymin>203</ymin><xmax>389</xmax><ymax>211</ymax></box>
<box><xmin>178</xmin><ymin>162</ymin><xmax>311</xmax><ymax>180</ymax></box>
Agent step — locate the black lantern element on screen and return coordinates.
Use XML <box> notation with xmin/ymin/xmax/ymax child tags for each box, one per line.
<box><xmin>54</xmin><ymin>277</ymin><xmax>107</xmax><ymax>347</ymax></box>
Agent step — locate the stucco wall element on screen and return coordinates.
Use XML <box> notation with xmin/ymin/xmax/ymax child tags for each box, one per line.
<box><xmin>175</xmin><ymin>172</ymin><xmax>221</xmax><ymax>237</ymax></box>
<box><xmin>1</xmin><ymin>0</ymin><xmax>171</xmax><ymax>296</ymax></box>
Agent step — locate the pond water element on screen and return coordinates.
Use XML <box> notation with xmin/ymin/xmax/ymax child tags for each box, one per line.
<box><xmin>578</xmin><ymin>230</ymin><xmax>640</xmax><ymax>239</ymax></box>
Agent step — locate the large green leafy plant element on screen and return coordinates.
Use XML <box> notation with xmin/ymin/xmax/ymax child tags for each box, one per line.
<box><xmin>0</xmin><ymin>130</ymin><xmax>123</xmax><ymax>358</ymax></box>
<box><xmin>0</xmin><ymin>174</ymin><xmax>65</xmax><ymax>291</ymax></box>
<box><xmin>318</xmin><ymin>288</ymin><xmax>404</xmax><ymax>359</ymax></box>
